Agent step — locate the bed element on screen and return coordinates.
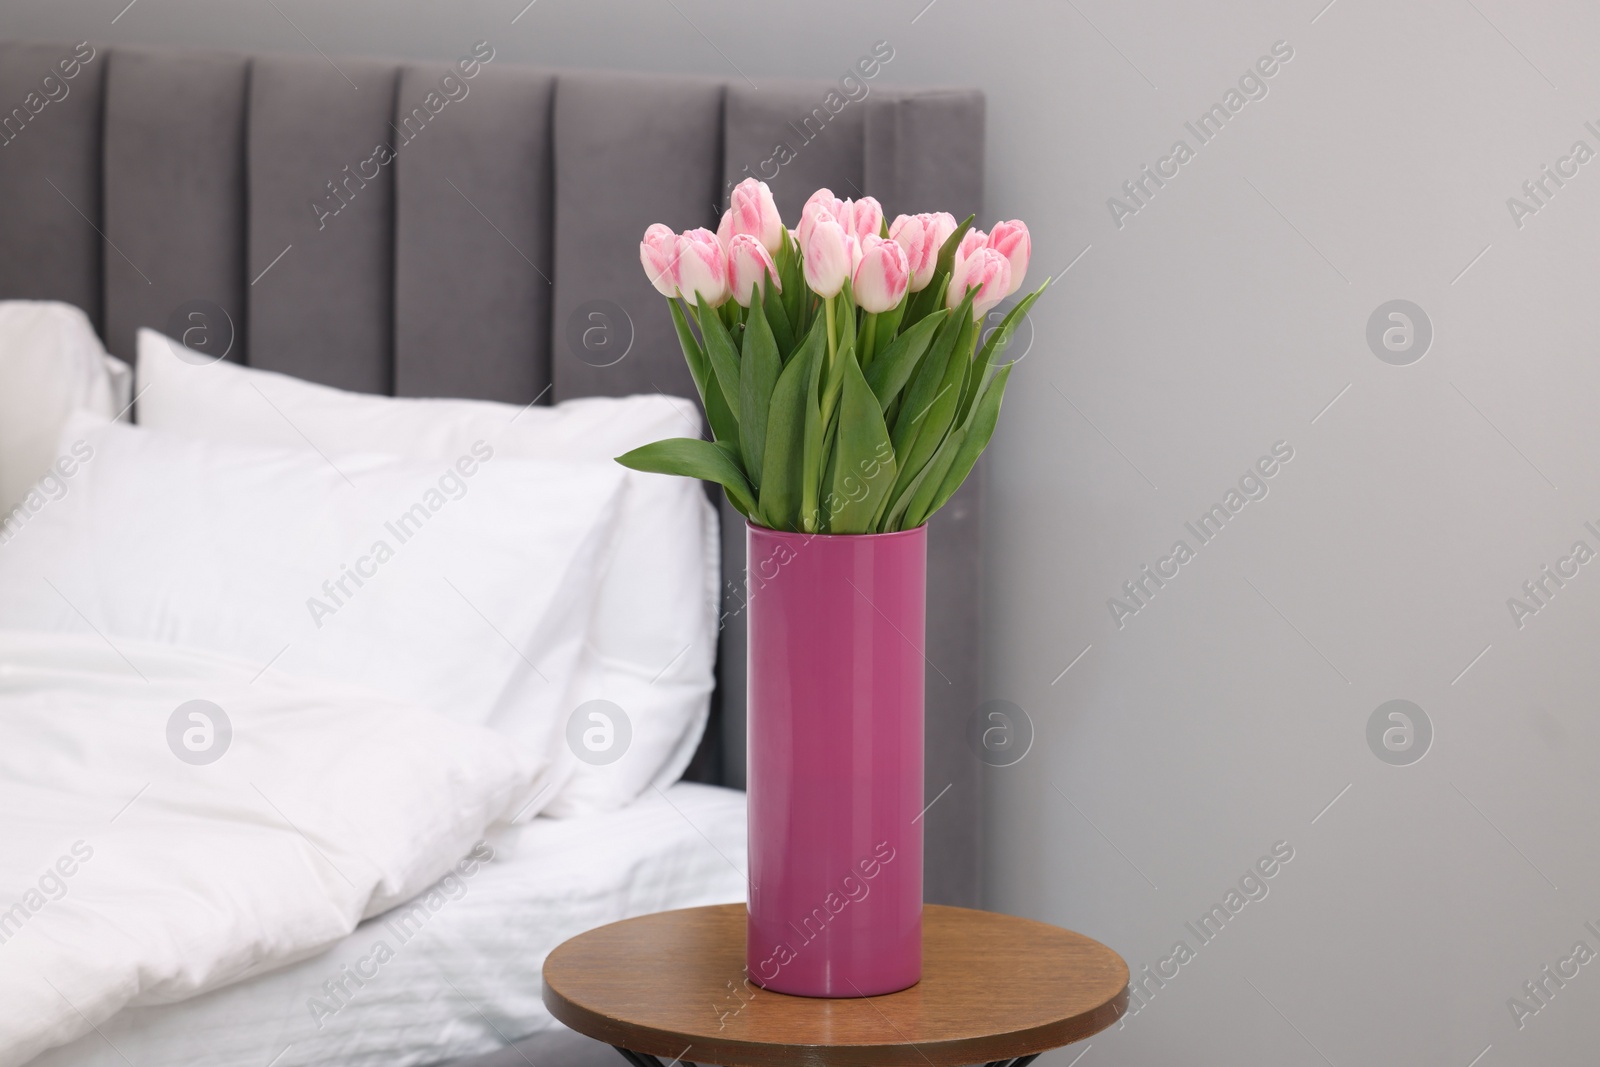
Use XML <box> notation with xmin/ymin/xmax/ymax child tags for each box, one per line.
<box><xmin>0</xmin><ymin>37</ymin><xmax>986</xmax><ymax>1066</ymax></box>
<box><xmin>30</xmin><ymin>782</ymin><xmax>748</xmax><ymax>1067</ymax></box>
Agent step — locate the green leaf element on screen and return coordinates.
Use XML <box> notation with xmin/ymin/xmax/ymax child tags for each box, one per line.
<box><xmin>871</xmin><ymin>291</ymin><xmax>908</xmax><ymax>362</ymax></box>
<box><xmin>779</xmin><ymin>228</ymin><xmax>806</xmax><ymax>338</ymax></box>
<box><xmin>836</xmin><ymin>279</ymin><xmax>858</xmax><ymax>347</ymax></box>
<box><xmin>676</xmin><ymin>299</ymin><xmax>738</xmax><ymax>445</ymax></box>
<box><xmin>739</xmin><ymin>296</ymin><xmax>781</xmax><ymax>492</ymax></box>
<box><xmin>891</xmin><ymin>425</ymin><xmax>963</xmax><ymax>531</ymax></box>
<box><xmin>817</xmin><ymin>379</ymin><xmax>843</xmax><ymax>514</ymax></box>
<box><xmin>799</xmin><ymin>316</ymin><xmax>828</xmax><ymax>533</ymax></box>
<box><xmin>882</xmin><ymin>332</ymin><xmax>996</xmax><ymax>533</ymax></box>
<box><xmin>891</xmin><ymin>290</ymin><xmax>973</xmax><ymax>460</ymax></box>
<box><xmin>822</xmin><ymin>352</ymin><xmax>896</xmax><ymax>534</ymax></box>
<box><xmin>929</xmin><ymin>213</ymin><xmax>975</xmax><ymax>296</ymax></box>
<box><xmin>863</xmin><ymin>310</ymin><xmax>946</xmax><ymax>411</ymax></box>
<box><xmin>912</xmin><ymin>362</ymin><xmax>1013</xmax><ymax>526</ymax></box>
<box><xmin>616</xmin><ymin>437</ymin><xmax>757</xmax><ymax>517</ymax></box>
<box><xmin>705</xmin><ymin>377</ymin><xmax>740</xmax><ymax>447</ymax></box>
<box><xmin>758</xmin><ymin>317</ymin><xmax>823</xmax><ymax>529</ymax></box>
<box><xmin>670</xmin><ymin>298</ymin><xmax>707</xmax><ymax>391</ymax></box>
<box><xmin>762</xmin><ymin>277</ymin><xmax>794</xmax><ymax>356</ymax></box>
<box><xmin>819</xmin><ymin>332</ymin><xmax>851</xmax><ymax>434</ymax></box>
<box><xmin>957</xmin><ymin>283</ymin><xmax>1042</xmax><ymax>425</ymax></box>
<box><xmin>697</xmin><ymin>293</ymin><xmax>744</xmax><ymax>429</ymax></box>
<box><xmin>884</xmin><ymin>298</ymin><xmax>975</xmax><ymax>511</ymax></box>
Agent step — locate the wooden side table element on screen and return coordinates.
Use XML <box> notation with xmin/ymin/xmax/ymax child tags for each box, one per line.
<box><xmin>542</xmin><ymin>904</ymin><xmax>1128</xmax><ymax>1067</ymax></box>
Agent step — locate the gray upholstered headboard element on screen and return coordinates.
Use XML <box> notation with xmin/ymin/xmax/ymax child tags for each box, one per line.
<box><xmin>0</xmin><ymin>39</ymin><xmax>986</xmax><ymax>907</ymax></box>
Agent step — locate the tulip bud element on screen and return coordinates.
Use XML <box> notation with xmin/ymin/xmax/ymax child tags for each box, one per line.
<box><xmin>946</xmin><ymin>246</ymin><xmax>1011</xmax><ymax>320</ymax></box>
<box><xmin>853</xmin><ymin>235</ymin><xmax>910</xmax><ymax>314</ymax></box>
<box><xmin>952</xmin><ymin>227</ymin><xmax>989</xmax><ymax>274</ymax></box>
<box><xmin>987</xmin><ymin>220</ymin><xmax>1031</xmax><ymax>295</ymax></box>
<box><xmin>889</xmin><ymin>212</ymin><xmax>957</xmax><ymax>292</ymax></box>
<box><xmin>675</xmin><ymin>227</ymin><xmax>731</xmax><ymax>307</ymax></box>
<box><xmin>727</xmin><ymin>233</ymin><xmax>782</xmax><ymax>307</ymax></box>
<box><xmin>723</xmin><ymin>178</ymin><xmax>785</xmax><ymax>254</ymax></box>
<box><xmin>802</xmin><ymin>214</ymin><xmax>854</xmax><ymax>299</ymax></box>
<box><xmin>640</xmin><ymin>223</ymin><xmax>680</xmax><ymax>298</ymax></box>
<box><xmin>835</xmin><ymin>196</ymin><xmax>884</xmax><ymax>243</ymax></box>
<box><xmin>797</xmin><ymin>188</ymin><xmax>846</xmax><ymax>249</ymax></box>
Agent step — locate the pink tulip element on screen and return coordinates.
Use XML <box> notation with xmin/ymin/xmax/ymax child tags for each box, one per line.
<box><xmin>987</xmin><ymin>220</ymin><xmax>1031</xmax><ymax>295</ymax></box>
<box><xmin>719</xmin><ymin>178</ymin><xmax>785</xmax><ymax>254</ymax></box>
<box><xmin>834</xmin><ymin>196</ymin><xmax>884</xmax><ymax>242</ymax></box>
<box><xmin>727</xmin><ymin>233</ymin><xmax>782</xmax><ymax>307</ymax></box>
<box><xmin>797</xmin><ymin>188</ymin><xmax>846</xmax><ymax>249</ymax></box>
<box><xmin>802</xmin><ymin>214</ymin><xmax>854</xmax><ymax>299</ymax></box>
<box><xmin>639</xmin><ymin>225</ymin><xmax>730</xmax><ymax>306</ymax></box>
<box><xmin>640</xmin><ymin>223</ymin><xmax>680</xmax><ymax>298</ymax></box>
<box><xmin>889</xmin><ymin>212</ymin><xmax>957</xmax><ymax>292</ymax></box>
<box><xmin>853</xmin><ymin>235</ymin><xmax>910</xmax><ymax>313</ymax></box>
<box><xmin>946</xmin><ymin>246</ymin><xmax>1011</xmax><ymax>319</ymax></box>
<box><xmin>675</xmin><ymin>228</ymin><xmax>731</xmax><ymax>307</ymax></box>
<box><xmin>952</xmin><ymin>227</ymin><xmax>989</xmax><ymax>274</ymax></box>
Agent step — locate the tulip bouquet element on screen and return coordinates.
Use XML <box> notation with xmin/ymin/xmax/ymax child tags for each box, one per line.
<box><xmin>620</xmin><ymin>178</ymin><xmax>1040</xmax><ymax>534</ymax></box>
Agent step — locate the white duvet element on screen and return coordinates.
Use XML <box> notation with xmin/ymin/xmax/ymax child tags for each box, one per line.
<box><xmin>0</xmin><ymin>630</ymin><xmax>546</xmax><ymax>1067</ymax></box>
<box><xmin>31</xmin><ymin>783</ymin><xmax>750</xmax><ymax>1067</ymax></box>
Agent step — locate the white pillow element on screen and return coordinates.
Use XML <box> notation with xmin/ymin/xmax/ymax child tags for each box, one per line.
<box><xmin>136</xmin><ymin>329</ymin><xmax>719</xmax><ymax>816</ymax></box>
<box><xmin>0</xmin><ymin>301</ymin><xmax>131</xmax><ymax>514</ymax></box>
<box><xmin>0</xmin><ymin>414</ymin><xmax>625</xmax><ymax>816</ymax></box>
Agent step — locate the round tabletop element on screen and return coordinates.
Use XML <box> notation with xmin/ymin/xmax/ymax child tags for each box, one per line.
<box><xmin>542</xmin><ymin>904</ymin><xmax>1129</xmax><ymax>1067</ymax></box>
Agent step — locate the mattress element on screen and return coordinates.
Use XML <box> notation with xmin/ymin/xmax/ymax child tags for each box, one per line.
<box><xmin>30</xmin><ymin>783</ymin><xmax>748</xmax><ymax>1067</ymax></box>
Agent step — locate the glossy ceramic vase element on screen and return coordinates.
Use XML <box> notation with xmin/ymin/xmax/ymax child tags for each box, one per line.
<box><xmin>745</xmin><ymin>522</ymin><xmax>925</xmax><ymax>998</ymax></box>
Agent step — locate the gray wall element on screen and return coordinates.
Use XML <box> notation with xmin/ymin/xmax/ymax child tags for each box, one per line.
<box><xmin>8</xmin><ymin>2</ymin><xmax>1600</xmax><ymax>1064</ymax></box>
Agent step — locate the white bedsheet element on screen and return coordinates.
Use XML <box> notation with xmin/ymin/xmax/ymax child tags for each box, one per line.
<box><xmin>29</xmin><ymin>782</ymin><xmax>749</xmax><ymax>1067</ymax></box>
<box><xmin>0</xmin><ymin>631</ymin><xmax>547</xmax><ymax>1067</ymax></box>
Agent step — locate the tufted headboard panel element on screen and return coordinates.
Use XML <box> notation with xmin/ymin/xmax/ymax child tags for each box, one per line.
<box><xmin>0</xmin><ymin>38</ymin><xmax>988</xmax><ymax>907</ymax></box>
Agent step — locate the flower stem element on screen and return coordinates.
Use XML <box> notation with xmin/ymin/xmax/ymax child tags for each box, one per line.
<box><xmin>858</xmin><ymin>311</ymin><xmax>877</xmax><ymax>368</ymax></box>
<box><xmin>824</xmin><ymin>294</ymin><xmax>837</xmax><ymax>369</ymax></box>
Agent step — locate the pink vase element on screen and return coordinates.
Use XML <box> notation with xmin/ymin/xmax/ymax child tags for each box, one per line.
<box><xmin>744</xmin><ymin>522</ymin><xmax>925</xmax><ymax>998</ymax></box>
